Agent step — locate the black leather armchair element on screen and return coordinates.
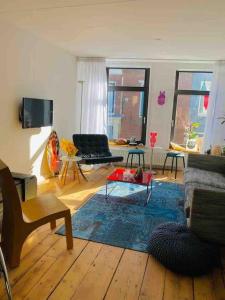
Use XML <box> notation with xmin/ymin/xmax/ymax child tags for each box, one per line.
<box><xmin>72</xmin><ymin>134</ymin><xmax>123</xmax><ymax>165</ymax></box>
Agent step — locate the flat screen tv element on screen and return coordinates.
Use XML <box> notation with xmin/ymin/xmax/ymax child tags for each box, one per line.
<box><xmin>21</xmin><ymin>98</ymin><xmax>53</xmax><ymax>128</ymax></box>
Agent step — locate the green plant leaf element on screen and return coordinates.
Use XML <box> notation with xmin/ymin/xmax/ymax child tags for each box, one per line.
<box><xmin>191</xmin><ymin>122</ymin><xmax>200</xmax><ymax>128</ymax></box>
<box><xmin>189</xmin><ymin>132</ymin><xmax>199</xmax><ymax>139</ymax></box>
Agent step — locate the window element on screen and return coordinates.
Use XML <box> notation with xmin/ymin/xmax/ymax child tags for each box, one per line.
<box><xmin>139</xmin><ymin>92</ymin><xmax>144</xmax><ymax>117</ymax></box>
<box><xmin>108</xmin><ymin>125</ymin><xmax>114</xmax><ymax>139</ymax></box>
<box><xmin>107</xmin><ymin>68</ymin><xmax>150</xmax><ymax>143</ymax></box>
<box><xmin>108</xmin><ymin>81</ymin><xmax>116</xmax><ymax>114</ymax></box>
<box><xmin>197</xmin><ymin>97</ymin><xmax>206</xmax><ymax>117</ymax></box>
<box><xmin>171</xmin><ymin>71</ymin><xmax>213</xmax><ymax>145</ymax></box>
<box><xmin>108</xmin><ymin>91</ymin><xmax>115</xmax><ymax>114</ymax></box>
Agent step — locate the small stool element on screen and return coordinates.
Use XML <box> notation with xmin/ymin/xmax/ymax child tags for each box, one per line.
<box><xmin>60</xmin><ymin>156</ymin><xmax>82</xmax><ymax>185</ymax></box>
<box><xmin>126</xmin><ymin>149</ymin><xmax>145</xmax><ymax>169</ymax></box>
<box><xmin>162</xmin><ymin>151</ymin><xmax>185</xmax><ymax>179</ymax></box>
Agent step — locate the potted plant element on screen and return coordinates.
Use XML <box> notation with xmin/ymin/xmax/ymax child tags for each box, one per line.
<box><xmin>218</xmin><ymin>114</ymin><xmax>225</xmax><ymax>125</ymax></box>
<box><xmin>185</xmin><ymin>122</ymin><xmax>200</xmax><ymax>150</ymax></box>
<box><xmin>218</xmin><ymin>115</ymin><xmax>225</xmax><ymax>155</ymax></box>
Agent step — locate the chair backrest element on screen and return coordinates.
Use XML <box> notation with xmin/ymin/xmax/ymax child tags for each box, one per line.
<box><xmin>0</xmin><ymin>160</ymin><xmax>23</xmax><ymax>232</ymax></box>
<box><xmin>73</xmin><ymin>134</ymin><xmax>111</xmax><ymax>157</ymax></box>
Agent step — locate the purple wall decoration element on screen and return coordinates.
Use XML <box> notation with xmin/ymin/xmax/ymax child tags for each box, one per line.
<box><xmin>157</xmin><ymin>91</ymin><xmax>166</xmax><ymax>105</ymax></box>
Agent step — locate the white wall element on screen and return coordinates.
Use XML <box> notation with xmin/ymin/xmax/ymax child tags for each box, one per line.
<box><xmin>107</xmin><ymin>60</ymin><xmax>214</xmax><ymax>149</ymax></box>
<box><xmin>0</xmin><ymin>21</ymin><xmax>76</xmax><ymax>181</ymax></box>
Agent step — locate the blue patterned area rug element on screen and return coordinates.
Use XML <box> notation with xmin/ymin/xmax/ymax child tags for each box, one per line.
<box><xmin>57</xmin><ymin>181</ymin><xmax>186</xmax><ymax>252</ymax></box>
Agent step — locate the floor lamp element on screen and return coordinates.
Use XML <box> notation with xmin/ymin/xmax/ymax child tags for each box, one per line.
<box><xmin>77</xmin><ymin>80</ymin><xmax>92</xmax><ymax>172</ymax></box>
<box><xmin>78</xmin><ymin>80</ymin><xmax>85</xmax><ymax>134</ymax></box>
<box><xmin>149</xmin><ymin>132</ymin><xmax>158</xmax><ymax>175</ymax></box>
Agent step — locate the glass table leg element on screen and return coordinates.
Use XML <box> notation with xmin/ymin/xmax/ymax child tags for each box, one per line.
<box><xmin>105</xmin><ymin>181</ymin><xmax>108</xmax><ymax>199</ymax></box>
<box><xmin>145</xmin><ymin>181</ymin><xmax>152</xmax><ymax>206</ymax></box>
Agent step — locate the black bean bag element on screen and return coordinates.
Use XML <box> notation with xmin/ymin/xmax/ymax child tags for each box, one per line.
<box><xmin>148</xmin><ymin>222</ymin><xmax>220</xmax><ymax>276</ymax></box>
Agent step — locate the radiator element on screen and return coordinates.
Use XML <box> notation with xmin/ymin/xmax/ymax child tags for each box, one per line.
<box><xmin>110</xmin><ymin>146</ymin><xmax>187</xmax><ymax>170</ymax></box>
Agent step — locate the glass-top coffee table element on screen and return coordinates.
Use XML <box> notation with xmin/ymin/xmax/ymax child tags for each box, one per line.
<box><xmin>106</xmin><ymin>168</ymin><xmax>153</xmax><ymax>205</ymax></box>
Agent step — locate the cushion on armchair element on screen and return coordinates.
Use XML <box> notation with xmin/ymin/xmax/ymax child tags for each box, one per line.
<box><xmin>184</xmin><ymin>182</ymin><xmax>224</xmax><ymax>211</ymax></box>
<box><xmin>184</xmin><ymin>167</ymin><xmax>225</xmax><ymax>189</ymax></box>
<box><xmin>72</xmin><ymin>134</ymin><xmax>123</xmax><ymax>165</ymax></box>
<box><xmin>184</xmin><ymin>167</ymin><xmax>225</xmax><ymax>211</ymax></box>
<box><xmin>73</xmin><ymin>134</ymin><xmax>111</xmax><ymax>156</ymax></box>
<box><xmin>187</xmin><ymin>153</ymin><xmax>225</xmax><ymax>174</ymax></box>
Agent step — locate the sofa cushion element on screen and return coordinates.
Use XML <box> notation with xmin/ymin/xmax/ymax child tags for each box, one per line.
<box><xmin>184</xmin><ymin>182</ymin><xmax>225</xmax><ymax>210</ymax></box>
<box><xmin>184</xmin><ymin>167</ymin><xmax>225</xmax><ymax>189</ymax></box>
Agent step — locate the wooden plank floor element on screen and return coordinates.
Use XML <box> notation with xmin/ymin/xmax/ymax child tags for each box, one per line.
<box><xmin>1</xmin><ymin>167</ymin><xmax>225</xmax><ymax>300</ymax></box>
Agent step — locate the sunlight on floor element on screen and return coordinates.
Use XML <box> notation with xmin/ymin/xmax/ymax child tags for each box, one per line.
<box><xmin>29</xmin><ymin>126</ymin><xmax>52</xmax><ymax>180</ymax></box>
<box><xmin>58</xmin><ymin>186</ymin><xmax>102</xmax><ymax>200</ymax></box>
<box><xmin>154</xmin><ymin>170</ymin><xmax>183</xmax><ymax>184</ymax></box>
<box><xmin>38</xmin><ymin>167</ymin><xmax>184</xmax><ymax>215</ymax></box>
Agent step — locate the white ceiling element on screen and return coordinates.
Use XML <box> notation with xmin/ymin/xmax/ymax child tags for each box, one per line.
<box><xmin>0</xmin><ymin>0</ymin><xmax>225</xmax><ymax>60</ymax></box>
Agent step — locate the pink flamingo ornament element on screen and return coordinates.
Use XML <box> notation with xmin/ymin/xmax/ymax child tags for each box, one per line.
<box><xmin>149</xmin><ymin>132</ymin><xmax>158</xmax><ymax>174</ymax></box>
<box><xmin>158</xmin><ymin>91</ymin><xmax>166</xmax><ymax>105</ymax></box>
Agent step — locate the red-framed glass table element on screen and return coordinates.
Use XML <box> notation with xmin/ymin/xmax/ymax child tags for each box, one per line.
<box><xmin>106</xmin><ymin>168</ymin><xmax>153</xmax><ymax>205</ymax></box>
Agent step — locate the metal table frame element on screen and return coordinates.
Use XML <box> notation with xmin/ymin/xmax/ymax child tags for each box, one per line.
<box><xmin>106</xmin><ymin>177</ymin><xmax>153</xmax><ymax>206</ymax></box>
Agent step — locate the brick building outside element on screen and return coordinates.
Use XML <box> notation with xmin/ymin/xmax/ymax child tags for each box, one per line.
<box><xmin>108</xmin><ymin>69</ymin><xmax>145</xmax><ymax>141</ymax></box>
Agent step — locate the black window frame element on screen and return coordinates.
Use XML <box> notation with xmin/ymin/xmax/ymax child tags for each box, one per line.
<box><xmin>106</xmin><ymin>67</ymin><xmax>150</xmax><ymax>144</ymax></box>
<box><xmin>171</xmin><ymin>70</ymin><xmax>213</xmax><ymax>142</ymax></box>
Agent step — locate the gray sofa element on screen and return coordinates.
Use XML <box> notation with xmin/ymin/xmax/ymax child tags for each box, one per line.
<box><xmin>184</xmin><ymin>153</ymin><xmax>225</xmax><ymax>214</ymax></box>
<box><xmin>184</xmin><ymin>153</ymin><xmax>225</xmax><ymax>245</ymax></box>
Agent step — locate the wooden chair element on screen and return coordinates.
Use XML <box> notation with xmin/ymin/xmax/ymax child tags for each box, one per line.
<box><xmin>0</xmin><ymin>246</ymin><xmax>12</xmax><ymax>299</ymax></box>
<box><xmin>0</xmin><ymin>159</ymin><xmax>73</xmax><ymax>268</ymax></box>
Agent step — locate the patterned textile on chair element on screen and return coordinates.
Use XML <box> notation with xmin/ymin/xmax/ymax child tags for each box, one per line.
<box><xmin>184</xmin><ymin>167</ymin><xmax>225</xmax><ymax>210</ymax></box>
<box><xmin>46</xmin><ymin>131</ymin><xmax>61</xmax><ymax>175</ymax></box>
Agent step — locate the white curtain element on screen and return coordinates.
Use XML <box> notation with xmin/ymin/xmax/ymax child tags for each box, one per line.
<box><xmin>203</xmin><ymin>61</ymin><xmax>225</xmax><ymax>152</ymax></box>
<box><xmin>77</xmin><ymin>58</ymin><xmax>107</xmax><ymax>134</ymax></box>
